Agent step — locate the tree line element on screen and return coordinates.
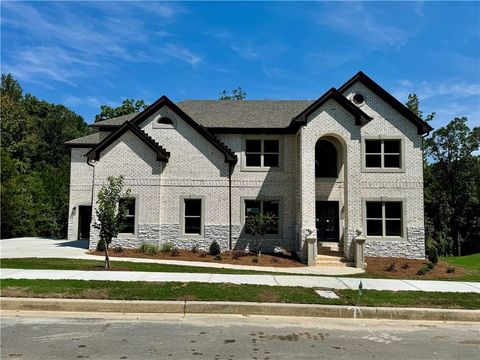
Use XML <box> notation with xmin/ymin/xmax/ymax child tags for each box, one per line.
<box><xmin>1</xmin><ymin>75</ymin><xmax>478</xmax><ymax>256</ymax></box>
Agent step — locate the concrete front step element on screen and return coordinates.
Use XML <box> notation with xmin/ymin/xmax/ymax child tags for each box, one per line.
<box><xmin>315</xmin><ymin>261</ymin><xmax>355</xmax><ymax>268</ymax></box>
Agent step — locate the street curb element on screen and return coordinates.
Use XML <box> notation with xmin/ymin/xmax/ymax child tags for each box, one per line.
<box><xmin>1</xmin><ymin>298</ymin><xmax>479</xmax><ymax>322</ymax></box>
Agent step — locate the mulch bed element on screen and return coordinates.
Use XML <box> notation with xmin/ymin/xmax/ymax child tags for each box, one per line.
<box><xmin>363</xmin><ymin>257</ymin><xmax>466</xmax><ymax>280</ymax></box>
<box><xmin>90</xmin><ymin>248</ymin><xmax>305</xmax><ymax>268</ymax></box>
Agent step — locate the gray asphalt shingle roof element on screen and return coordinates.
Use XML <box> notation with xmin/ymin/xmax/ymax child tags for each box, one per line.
<box><xmin>68</xmin><ymin>100</ymin><xmax>314</xmax><ymax>146</ymax></box>
<box><xmin>91</xmin><ymin>100</ymin><xmax>314</xmax><ymax>129</ymax></box>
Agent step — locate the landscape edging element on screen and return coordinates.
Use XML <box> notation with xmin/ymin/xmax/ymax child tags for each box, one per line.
<box><xmin>1</xmin><ymin>297</ymin><xmax>479</xmax><ymax>322</ymax></box>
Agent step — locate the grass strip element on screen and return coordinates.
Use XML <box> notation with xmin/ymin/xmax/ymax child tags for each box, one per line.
<box><xmin>1</xmin><ymin>279</ymin><xmax>479</xmax><ymax>309</ymax></box>
<box><xmin>0</xmin><ymin>258</ymin><xmax>281</xmax><ymax>275</ymax></box>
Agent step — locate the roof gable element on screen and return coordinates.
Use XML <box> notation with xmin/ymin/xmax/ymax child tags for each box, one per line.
<box><xmin>129</xmin><ymin>96</ymin><xmax>238</xmax><ymax>164</ymax></box>
<box><xmin>338</xmin><ymin>71</ymin><xmax>433</xmax><ymax>134</ymax></box>
<box><xmin>86</xmin><ymin>122</ymin><xmax>170</xmax><ymax>162</ymax></box>
<box><xmin>289</xmin><ymin>88</ymin><xmax>373</xmax><ymax>130</ymax></box>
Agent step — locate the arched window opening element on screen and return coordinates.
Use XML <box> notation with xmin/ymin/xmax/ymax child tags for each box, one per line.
<box><xmin>315</xmin><ymin>139</ymin><xmax>337</xmax><ymax>178</ymax></box>
<box><xmin>157</xmin><ymin>117</ymin><xmax>173</xmax><ymax>125</ymax></box>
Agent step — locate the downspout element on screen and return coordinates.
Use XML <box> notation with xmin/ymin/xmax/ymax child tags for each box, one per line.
<box><xmin>87</xmin><ymin>158</ymin><xmax>95</xmax><ymax>207</ymax></box>
<box><xmin>228</xmin><ymin>162</ymin><xmax>233</xmax><ymax>251</ymax></box>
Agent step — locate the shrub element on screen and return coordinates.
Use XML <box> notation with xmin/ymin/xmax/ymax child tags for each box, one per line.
<box><xmin>252</xmin><ymin>256</ymin><xmax>259</xmax><ymax>264</ymax></box>
<box><xmin>138</xmin><ymin>242</ymin><xmax>159</xmax><ymax>255</ymax></box>
<box><xmin>199</xmin><ymin>252</ymin><xmax>207</xmax><ymax>258</ymax></box>
<box><xmin>446</xmin><ymin>266</ymin><xmax>456</xmax><ymax>273</ymax></box>
<box><xmin>113</xmin><ymin>245</ymin><xmax>123</xmax><ymax>253</ymax></box>
<box><xmin>427</xmin><ymin>261</ymin><xmax>435</xmax><ymax>270</ymax></box>
<box><xmin>209</xmin><ymin>241</ymin><xmax>221</xmax><ymax>256</ymax></box>
<box><xmin>171</xmin><ymin>247</ymin><xmax>180</xmax><ymax>257</ymax></box>
<box><xmin>416</xmin><ymin>266</ymin><xmax>429</xmax><ymax>275</ymax></box>
<box><xmin>427</xmin><ymin>249</ymin><xmax>438</xmax><ymax>265</ymax></box>
<box><xmin>400</xmin><ymin>263</ymin><xmax>410</xmax><ymax>269</ymax></box>
<box><xmin>384</xmin><ymin>262</ymin><xmax>397</xmax><ymax>272</ymax></box>
<box><xmin>160</xmin><ymin>242</ymin><xmax>174</xmax><ymax>253</ymax></box>
<box><xmin>270</xmin><ymin>257</ymin><xmax>280</xmax><ymax>264</ymax></box>
<box><xmin>96</xmin><ymin>239</ymin><xmax>106</xmax><ymax>252</ymax></box>
<box><xmin>214</xmin><ymin>254</ymin><xmax>222</xmax><ymax>261</ymax></box>
<box><xmin>191</xmin><ymin>245</ymin><xmax>198</xmax><ymax>254</ymax></box>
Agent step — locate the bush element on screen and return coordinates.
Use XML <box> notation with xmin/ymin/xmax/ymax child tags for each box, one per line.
<box><xmin>138</xmin><ymin>242</ymin><xmax>159</xmax><ymax>255</ymax></box>
<box><xmin>199</xmin><ymin>252</ymin><xmax>207</xmax><ymax>258</ymax></box>
<box><xmin>427</xmin><ymin>261</ymin><xmax>435</xmax><ymax>270</ymax></box>
<box><xmin>171</xmin><ymin>247</ymin><xmax>180</xmax><ymax>257</ymax></box>
<box><xmin>270</xmin><ymin>257</ymin><xmax>280</xmax><ymax>264</ymax></box>
<box><xmin>113</xmin><ymin>245</ymin><xmax>123</xmax><ymax>253</ymax></box>
<box><xmin>446</xmin><ymin>266</ymin><xmax>456</xmax><ymax>273</ymax></box>
<box><xmin>252</xmin><ymin>256</ymin><xmax>259</xmax><ymax>264</ymax></box>
<box><xmin>416</xmin><ymin>266</ymin><xmax>429</xmax><ymax>275</ymax></box>
<box><xmin>384</xmin><ymin>262</ymin><xmax>397</xmax><ymax>272</ymax></box>
<box><xmin>214</xmin><ymin>254</ymin><xmax>222</xmax><ymax>261</ymax></box>
<box><xmin>160</xmin><ymin>242</ymin><xmax>174</xmax><ymax>253</ymax></box>
<box><xmin>400</xmin><ymin>263</ymin><xmax>410</xmax><ymax>269</ymax></box>
<box><xmin>96</xmin><ymin>239</ymin><xmax>106</xmax><ymax>252</ymax></box>
<box><xmin>427</xmin><ymin>248</ymin><xmax>438</xmax><ymax>265</ymax></box>
<box><xmin>209</xmin><ymin>241</ymin><xmax>221</xmax><ymax>256</ymax></box>
<box><xmin>191</xmin><ymin>245</ymin><xmax>198</xmax><ymax>254</ymax></box>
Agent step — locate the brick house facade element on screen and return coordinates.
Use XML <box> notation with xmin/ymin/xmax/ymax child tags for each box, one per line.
<box><xmin>66</xmin><ymin>72</ymin><xmax>432</xmax><ymax>264</ymax></box>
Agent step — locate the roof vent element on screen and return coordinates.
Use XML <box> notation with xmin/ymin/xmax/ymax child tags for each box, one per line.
<box><xmin>352</xmin><ymin>93</ymin><xmax>365</xmax><ymax>106</ymax></box>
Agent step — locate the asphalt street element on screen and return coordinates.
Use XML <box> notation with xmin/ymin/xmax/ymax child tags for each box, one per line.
<box><xmin>1</xmin><ymin>311</ymin><xmax>479</xmax><ymax>359</ymax></box>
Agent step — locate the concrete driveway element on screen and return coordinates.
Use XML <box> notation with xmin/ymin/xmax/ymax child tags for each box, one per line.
<box><xmin>0</xmin><ymin>237</ymin><xmax>90</xmax><ymax>259</ymax></box>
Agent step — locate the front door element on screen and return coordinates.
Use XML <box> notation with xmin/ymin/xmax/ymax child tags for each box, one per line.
<box><xmin>316</xmin><ymin>201</ymin><xmax>339</xmax><ymax>242</ymax></box>
<box><xmin>78</xmin><ymin>206</ymin><xmax>92</xmax><ymax>240</ymax></box>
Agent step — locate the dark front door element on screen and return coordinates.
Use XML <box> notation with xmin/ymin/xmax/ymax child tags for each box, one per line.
<box><xmin>316</xmin><ymin>201</ymin><xmax>339</xmax><ymax>242</ymax></box>
<box><xmin>78</xmin><ymin>206</ymin><xmax>92</xmax><ymax>240</ymax></box>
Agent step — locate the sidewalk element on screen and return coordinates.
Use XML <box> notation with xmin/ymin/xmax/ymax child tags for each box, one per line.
<box><xmin>2</xmin><ymin>268</ymin><xmax>479</xmax><ymax>293</ymax></box>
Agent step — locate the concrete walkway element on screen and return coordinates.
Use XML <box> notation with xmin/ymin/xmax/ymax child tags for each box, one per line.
<box><xmin>0</xmin><ymin>237</ymin><xmax>364</xmax><ymax>276</ymax></box>
<box><xmin>2</xmin><ymin>268</ymin><xmax>479</xmax><ymax>293</ymax></box>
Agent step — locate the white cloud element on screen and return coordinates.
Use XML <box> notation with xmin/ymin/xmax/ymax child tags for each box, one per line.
<box><xmin>1</xmin><ymin>1</ymin><xmax>201</xmax><ymax>85</ymax></box>
<box><xmin>393</xmin><ymin>79</ymin><xmax>480</xmax><ymax>101</ymax></box>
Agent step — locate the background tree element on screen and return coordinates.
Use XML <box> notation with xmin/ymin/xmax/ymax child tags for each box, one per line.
<box><xmin>246</xmin><ymin>213</ymin><xmax>276</xmax><ymax>256</ymax></box>
<box><xmin>93</xmin><ymin>176</ymin><xmax>131</xmax><ymax>269</ymax></box>
<box><xmin>406</xmin><ymin>93</ymin><xmax>480</xmax><ymax>257</ymax></box>
<box><xmin>219</xmin><ymin>87</ymin><xmax>247</xmax><ymax>100</ymax></box>
<box><xmin>94</xmin><ymin>99</ymin><xmax>148</xmax><ymax>122</ymax></box>
<box><xmin>1</xmin><ymin>74</ymin><xmax>92</xmax><ymax>239</ymax></box>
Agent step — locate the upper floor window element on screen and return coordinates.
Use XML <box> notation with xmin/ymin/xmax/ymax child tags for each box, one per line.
<box><xmin>364</xmin><ymin>139</ymin><xmax>401</xmax><ymax>169</ymax></box>
<box><xmin>119</xmin><ymin>198</ymin><xmax>135</xmax><ymax>234</ymax></box>
<box><xmin>245</xmin><ymin>139</ymin><xmax>279</xmax><ymax>168</ymax></box>
<box><xmin>366</xmin><ymin>201</ymin><xmax>403</xmax><ymax>237</ymax></box>
<box><xmin>315</xmin><ymin>139</ymin><xmax>337</xmax><ymax>178</ymax></box>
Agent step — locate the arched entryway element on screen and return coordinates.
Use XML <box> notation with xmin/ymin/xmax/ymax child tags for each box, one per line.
<box><xmin>314</xmin><ymin>135</ymin><xmax>346</xmax><ymax>254</ymax></box>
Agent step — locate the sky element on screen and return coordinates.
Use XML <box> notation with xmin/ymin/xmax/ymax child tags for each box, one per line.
<box><xmin>1</xmin><ymin>1</ymin><xmax>479</xmax><ymax>128</ymax></box>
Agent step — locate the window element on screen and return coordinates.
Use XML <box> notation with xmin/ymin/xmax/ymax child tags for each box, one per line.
<box><xmin>366</xmin><ymin>201</ymin><xmax>403</xmax><ymax>237</ymax></box>
<box><xmin>352</xmin><ymin>93</ymin><xmax>365</xmax><ymax>105</ymax></box>
<box><xmin>119</xmin><ymin>198</ymin><xmax>135</xmax><ymax>234</ymax></box>
<box><xmin>315</xmin><ymin>140</ymin><xmax>337</xmax><ymax>178</ymax></box>
<box><xmin>157</xmin><ymin>117</ymin><xmax>173</xmax><ymax>125</ymax></box>
<box><xmin>244</xmin><ymin>199</ymin><xmax>279</xmax><ymax>234</ymax></box>
<box><xmin>245</xmin><ymin>139</ymin><xmax>279</xmax><ymax>168</ymax></box>
<box><xmin>365</xmin><ymin>139</ymin><xmax>401</xmax><ymax>169</ymax></box>
<box><xmin>184</xmin><ymin>199</ymin><xmax>202</xmax><ymax>235</ymax></box>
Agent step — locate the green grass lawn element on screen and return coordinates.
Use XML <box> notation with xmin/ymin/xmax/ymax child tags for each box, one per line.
<box><xmin>441</xmin><ymin>253</ymin><xmax>480</xmax><ymax>275</ymax></box>
<box><xmin>1</xmin><ymin>279</ymin><xmax>479</xmax><ymax>309</ymax></box>
<box><xmin>0</xmin><ymin>258</ymin><xmax>283</xmax><ymax>275</ymax></box>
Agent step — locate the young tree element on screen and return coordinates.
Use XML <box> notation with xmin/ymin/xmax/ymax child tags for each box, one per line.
<box><xmin>219</xmin><ymin>87</ymin><xmax>247</xmax><ymax>100</ymax></box>
<box><xmin>94</xmin><ymin>99</ymin><xmax>148</xmax><ymax>122</ymax></box>
<box><xmin>93</xmin><ymin>176</ymin><xmax>131</xmax><ymax>269</ymax></box>
<box><xmin>246</xmin><ymin>213</ymin><xmax>276</xmax><ymax>257</ymax></box>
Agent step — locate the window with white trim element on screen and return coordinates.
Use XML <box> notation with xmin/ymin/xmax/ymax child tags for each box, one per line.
<box><xmin>366</xmin><ymin>201</ymin><xmax>403</xmax><ymax>237</ymax></box>
<box><xmin>244</xmin><ymin>199</ymin><xmax>279</xmax><ymax>234</ymax></box>
<box><xmin>119</xmin><ymin>198</ymin><xmax>135</xmax><ymax>234</ymax></box>
<box><xmin>245</xmin><ymin>139</ymin><xmax>279</xmax><ymax>168</ymax></box>
<box><xmin>365</xmin><ymin>139</ymin><xmax>401</xmax><ymax>169</ymax></box>
<box><xmin>184</xmin><ymin>199</ymin><xmax>202</xmax><ymax>235</ymax></box>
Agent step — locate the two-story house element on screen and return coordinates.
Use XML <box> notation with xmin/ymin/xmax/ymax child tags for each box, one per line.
<box><xmin>65</xmin><ymin>71</ymin><xmax>432</xmax><ymax>265</ymax></box>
